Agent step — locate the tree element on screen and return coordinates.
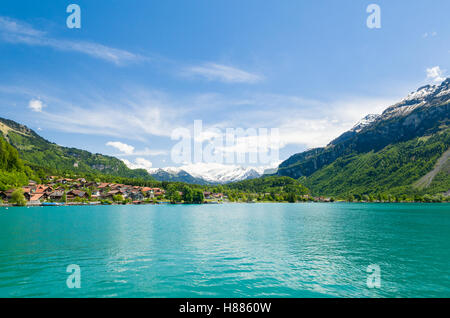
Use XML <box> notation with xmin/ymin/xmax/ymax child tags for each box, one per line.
<box><xmin>182</xmin><ymin>186</ymin><xmax>194</xmax><ymax>203</ymax></box>
<box><xmin>166</xmin><ymin>184</ymin><xmax>181</xmax><ymax>203</ymax></box>
<box><xmin>113</xmin><ymin>194</ymin><xmax>124</xmax><ymax>202</ymax></box>
<box><xmin>287</xmin><ymin>192</ymin><xmax>297</xmax><ymax>203</ymax></box>
<box><xmin>192</xmin><ymin>189</ymin><xmax>204</xmax><ymax>204</ymax></box>
<box><xmin>11</xmin><ymin>189</ymin><xmax>27</xmax><ymax>206</ymax></box>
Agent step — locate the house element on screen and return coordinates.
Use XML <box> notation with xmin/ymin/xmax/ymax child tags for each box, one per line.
<box><xmin>98</xmin><ymin>183</ymin><xmax>111</xmax><ymax>190</ymax></box>
<box><xmin>35</xmin><ymin>185</ymin><xmax>52</xmax><ymax>193</ymax></box>
<box><xmin>129</xmin><ymin>190</ymin><xmax>144</xmax><ymax>201</ymax></box>
<box><xmin>85</xmin><ymin>182</ymin><xmax>98</xmax><ymax>188</ymax></box>
<box><xmin>3</xmin><ymin>189</ymin><xmax>16</xmax><ymax>200</ymax></box>
<box><xmin>152</xmin><ymin>188</ymin><xmax>165</xmax><ymax>196</ymax></box>
<box><xmin>29</xmin><ymin>193</ymin><xmax>45</xmax><ymax>204</ymax></box>
<box><xmin>203</xmin><ymin>192</ymin><xmax>223</xmax><ymax>200</ymax></box>
<box><xmin>66</xmin><ymin>190</ymin><xmax>88</xmax><ymax>201</ymax></box>
<box><xmin>56</xmin><ymin>178</ymin><xmax>73</xmax><ymax>184</ymax></box>
<box><xmin>212</xmin><ymin>193</ymin><xmax>224</xmax><ymax>200</ymax></box>
<box><xmin>103</xmin><ymin>190</ymin><xmax>121</xmax><ymax>200</ymax></box>
<box><xmin>0</xmin><ymin>191</ymin><xmax>7</xmax><ymax>201</ymax></box>
<box><xmin>203</xmin><ymin>192</ymin><xmax>212</xmax><ymax>199</ymax></box>
<box><xmin>49</xmin><ymin>190</ymin><xmax>65</xmax><ymax>201</ymax></box>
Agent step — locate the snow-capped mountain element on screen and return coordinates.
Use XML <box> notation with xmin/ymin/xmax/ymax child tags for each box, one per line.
<box><xmin>148</xmin><ymin>162</ymin><xmax>278</xmax><ymax>184</ymax></box>
<box><xmin>383</xmin><ymin>78</ymin><xmax>450</xmax><ymax>119</ymax></box>
<box><xmin>278</xmin><ymin>78</ymin><xmax>450</xmax><ymax>179</ymax></box>
<box><xmin>350</xmin><ymin>114</ymin><xmax>380</xmax><ymax>133</ymax></box>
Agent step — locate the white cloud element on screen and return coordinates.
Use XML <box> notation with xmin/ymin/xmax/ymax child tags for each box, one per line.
<box><xmin>426</xmin><ymin>66</ymin><xmax>445</xmax><ymax>83</ymax></box>
<box><xmin>33</xmin><ymin>88</ymin><xmax>185</xmax><ymax>141</ymax></box>
<box><xmin>6</xmin><ymin>83</ymin><xmax>401</xmax><ymax>157</ymax></box>
<box><xmin>0</xmin><ymin>16</ymin><xmax>141</xmax><ymax>65</ymax></box>
<box><xmin>28</xmin><ymin>99</ymin><xmax>44</xmax><ymax>112</ymax></box>
<box><xmin>122</xmin><ymin>157</ymin><xmax>153</xmax><ymax>171</ymax></box>
<box><xmin>182</xmin><ymin>63</ymin><xmax>263</xmax><ymax>84</ymax></box>
<box><xmin>106</xmin><ymin>141</ymin><xmax>135</xmax><ymax>155</ymax></box>
<box><xmin>129</xmin><ymin>148</ymin><xmax>167</xmax><ymax>156</ymax></box>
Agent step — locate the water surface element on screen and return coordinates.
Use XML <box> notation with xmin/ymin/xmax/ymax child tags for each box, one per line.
<box><xmin>0</xmin><ymin>203</ymin><xmax>449</xmax><ymax>297</ymax></box>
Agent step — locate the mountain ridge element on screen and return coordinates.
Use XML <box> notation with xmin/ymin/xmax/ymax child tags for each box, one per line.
<box><xmin>0</xmin><ymin>117</ymin><xmax>265</xmax><ymax>184</ymax></box>
<box><xmin>277</xmin><ymin>78</ymin><xmax>450</xmax><ymax>196</ymax></box>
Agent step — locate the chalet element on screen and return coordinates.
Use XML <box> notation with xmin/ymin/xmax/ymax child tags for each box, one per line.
<box><xmin>29</xmin><ymin>193</ymin><xmax>45</xmax><ymax>203</ymax></box>
<box><xmin>35</xmin><ymin>185</ymin><xmax>52</xmax><ymax>193</ymax></box>
<box><xmin>66</xmin><ymin>190</ymin><xmax>88</xmax><ymax>201</ymax></box>
<box><xmin>152</xmin><ymin>188</ymin><xmax>164</xmax><ymax>196</ymax></box>
<box><xmin>203</xmin><ymin>192</ymin><xmax>212</xmax><ymax>199</ymax></box>
<box><xmin>3</xmin><ymin>189</ymin><xmax>15</xmax><ymax>200</ymax></box>
<box><xmin>56</xmin><ymin>178</ymin><xmax>73</xmax><ymax>184</ymax></box>
<box><xmin>22</xmin><ymin>186</ymin><xmax>34</xmax><ymax>195</ymax></box>
<box><xmin>23</xmin><ymin>192</ymin><xmax>32</xmax><ymax>201</ymax></box>
<box><xmin>141</xmin><ymin>187</ymin><xmax>152</xmax><ymax>194</ymax></box>
<box><xmin>129</xmin><ymin>190</ymin><xmax>144</xmax><ymax>201</ymax></box>
<box><xmin>203</xmin><ymin>192</ymin><xmax>223</xmax><ymax>200</ymax></box>
<box><xmin>98</xmin><ymin>183</ymin><xmax>111</xmax><ymax>190</ymax></box>
<box><xmin>49</xmin><ymin>190</ymin><xmax>65</xmax><ymax>201</ymax></box>
<box><xmin>103</xmin><ymin>190</ymin><xmax>122</xmax><ymax>200</ymax></box>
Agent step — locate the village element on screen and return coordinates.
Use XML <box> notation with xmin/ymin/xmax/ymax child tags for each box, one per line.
<box><xmin>0</xmin><ymin>177</ymin><xmax>225</xmax><ymax>206</ymax></box>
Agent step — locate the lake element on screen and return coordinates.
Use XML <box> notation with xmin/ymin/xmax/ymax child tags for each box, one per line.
<box><xmin>0</xmin><ymin>203</ymin><xmax>449</xmax><ymax>297</ymax></box>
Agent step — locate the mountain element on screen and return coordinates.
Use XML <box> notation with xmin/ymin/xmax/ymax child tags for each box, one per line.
<box><xmin>0</xmin><ymin>117</ymin><xmax>266</xmax><ymax>185</ymax></box>
<box><xmin>148</xmin><ymin>168</ymin><xmax>211</xmax><ymax>184</ymax></box>
<box><xmin>0</xmin><ymin>117</ymin><xmax>152</xmax><ymax>180</ymax></box>
<box><xmin>277</xmin><ymin>79</ymin><xmax>450</xmax><ymax>196</ymax></box>
<box><xmin>148</xmin><ymin>163</ymin><xmax>265</xmax><ymax>184</ymax></box>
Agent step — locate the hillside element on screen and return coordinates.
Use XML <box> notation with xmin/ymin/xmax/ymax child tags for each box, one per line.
<box><xmin>0</xmin><ymin>117</ymin><xmax>152</xmax><ymax>180</ymax></box>
<box><xmin>277</xmin><ymin>79</ymin><xmax>450</xmax><ymax>197</ymax></box>
<box><xmin>0</xmin><ymin>117</ymin><xmax>266</xmax><ymax>185</ymax></box>
<box><xmin>0</xmin><ymin>134</ymin><xmax>32</xmax><ymax>190</ymax></box>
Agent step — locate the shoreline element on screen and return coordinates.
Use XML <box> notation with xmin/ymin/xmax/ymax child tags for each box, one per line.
<box><xmin>1</xmin><ymin>201</ymin><xmax>449</xmax><ymax>208</ymax></box>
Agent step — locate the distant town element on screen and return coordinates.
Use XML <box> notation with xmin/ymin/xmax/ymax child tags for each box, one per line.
<box><xmin>0</xmin><ymin>176</ymin><xmax>225</xmax><ymax>206</ymax></box>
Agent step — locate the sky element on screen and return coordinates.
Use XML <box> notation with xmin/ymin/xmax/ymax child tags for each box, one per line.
<box><xmin>0</xmin><ymin>0</ymin><xmax>449</xmax><ymax>171</ymax></box>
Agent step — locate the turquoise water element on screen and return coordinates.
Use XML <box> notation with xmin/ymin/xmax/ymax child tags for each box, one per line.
<box><xmin>0</xmin><ymin>203</ymin><xmax>449</xmax><ymax>298</ymax></box>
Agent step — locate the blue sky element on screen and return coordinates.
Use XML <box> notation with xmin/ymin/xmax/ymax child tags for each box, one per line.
<box><xmin>0</xmin><ymin>0</ymin><xmax>449</xmax><ymax>170</ymax></box>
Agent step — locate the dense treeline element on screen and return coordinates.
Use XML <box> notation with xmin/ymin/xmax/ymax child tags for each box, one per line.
<box><xmin>0</xmin><ymin>135</ymin><xmax>36</xmax><ymax>190</ymax></box>
<box><xmin>6</xmin><ymin>129</ymin><xmax>152</xmax><ymax>180</ymax></box>
<box><xmin>222</xmin><ymin>176</ymin><xmax>310</xmax><ymax>202</ymax></box>
<box><xmin>304</xmin><ymin>129</ymin><xmax>450</xmax><ymax>198</ymax></box>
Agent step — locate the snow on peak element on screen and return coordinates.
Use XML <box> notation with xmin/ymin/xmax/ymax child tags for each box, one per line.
<box><xmin>148</xmin><ymin>162</ymin><xmax>280</xmax><ymax>183</ymax></box>
<box><xmin>403</xmin><ymin>84</ymin><xmax>438</xmax><ymax>102</ymax></box>
<box><xmin>351</xmin><ymin>114</ymin><xmax>380</xmax><ymax>132</ymax></box>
